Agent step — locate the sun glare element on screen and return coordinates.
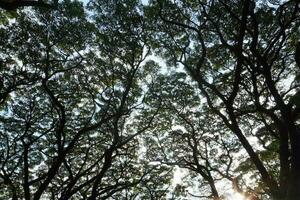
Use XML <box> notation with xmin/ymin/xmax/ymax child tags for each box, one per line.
<box><xmin>228</xmin><ymin>192</ymin><xmax>247</xmax><ymax>200</ymax></box>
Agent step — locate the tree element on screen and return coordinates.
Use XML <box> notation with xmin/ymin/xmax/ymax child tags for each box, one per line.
<box><xmin>145</xmin><ymin>0</ymin><xmax>300</xmax><ymax>199</ymax></box>
<box><xmin>0</xmin><ymin>0</ymin><xmax>58</xmax><ymax>10</ymax></box>
<box><xmin>0</xmin><ymin>1</ymin><xmax>172</xmax><ymax>199</ymax></box>
<box><xmin>2</xmin><ymin>0</ymin><xmax>300</xmax><ymax>199</ymax></box>
<box><xmin>143</xmin><ymin>71</ymin><xmax>241</xmax><ymax>199</ymax></box>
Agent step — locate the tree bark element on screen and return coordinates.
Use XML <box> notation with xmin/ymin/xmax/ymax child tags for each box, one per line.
<box><xmin>285</xmin><ymin>125</ymin><xmax>300</xmax><ymax>200</ymax></box>
<box><xmin>278</xmin><ymin>125</ymin><xmax>289</xmax><ymax>198</ymax></box>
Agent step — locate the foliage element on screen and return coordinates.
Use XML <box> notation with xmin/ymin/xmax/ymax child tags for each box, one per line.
<box><xmin>1</xmin><ymin>0</ymin><xmax>300</xmax><ymax>200</ymax></box>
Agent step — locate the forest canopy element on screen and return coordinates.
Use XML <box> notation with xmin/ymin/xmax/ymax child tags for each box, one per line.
<box><xmin>0</xmin><ymin>0</ymin><xmax>300</xmax><ymax>200</ymax></box>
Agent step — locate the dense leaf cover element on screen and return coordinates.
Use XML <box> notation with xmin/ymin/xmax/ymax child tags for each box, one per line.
<box><xmin>0</xmin><ymin>0</ymin><xmax>300</xmax><ymax>200</ymax></box>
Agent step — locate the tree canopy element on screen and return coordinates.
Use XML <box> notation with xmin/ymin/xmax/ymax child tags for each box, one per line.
<box><xmin>0</xmin><ymin>0</ymin><xmax>58</xmax><ymax>10</ymax></box>
<box><xmin>0</xmin><ymin>0</ymin><xmax>300</xmax><ymax>200</ymax></box>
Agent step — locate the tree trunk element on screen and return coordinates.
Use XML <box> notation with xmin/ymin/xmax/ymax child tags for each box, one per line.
<box><xmin>278</xmin><ymin>125</ymin><xmax>289</xmax><ymax>198</ymax></box>
<box><xmin>285</xmin><ymin>126</ymin><xmax>300</xmax><ymax>200</ymax></box>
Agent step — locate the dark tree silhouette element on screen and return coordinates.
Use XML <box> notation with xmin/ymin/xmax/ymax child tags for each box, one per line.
<box><xmin>0</xmin><ymin>0</ymin><xmax>58</xmax><ymax>10</ymax></box>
